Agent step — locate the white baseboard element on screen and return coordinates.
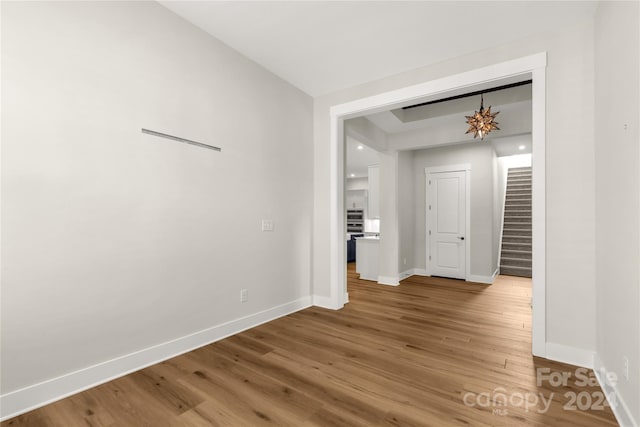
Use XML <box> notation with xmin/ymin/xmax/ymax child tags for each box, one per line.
<box><xmin>400</xmin><ymin>268</ymin><xmax>497</xmax><ymax>285</ymax></box>
<box><xmin>377</xmin><ymin>275</ymin><xmax>399</xmax><ymax>286</ymax></box>
<box><xmin>344</xmin><ymin>292</ymin><xmax>349</xmax><ymax>304</ymax></box>
<box><xmin>594</xmin><ymin>354</ymin><xmax>638</xmax><ymax>427</ymax></box>
<box><xmin>358</xmin><ymin>274</ymin><xmax>378</xmax><ymax>282</ymax></box>
<box><xmin>401</xmin><ymin>268</ymin><xmax>428</xmax><ymax>278</ymax></box>
<box><xmin>467</xmin><ymin>268</ymin><xmax>498</xmax><ymax>284</ymax></box>
<box><xmin>0</xmin><ymin>296</ymin><xmax>312</xmax><ymax>422</ymax></box>
<box><xmin>545</xmin><ymin>342</ymin><xmax>594</xmax><ymax>369</ymax></box>
<box><xmin>398</xmin><ymin>269</ymin><xmax>413</xmax><ymax>280</ymax></box>
<box><xmin>312</xmin><ymin>294</ymin><xmax>342</xmax><ymax>309</ymax></box>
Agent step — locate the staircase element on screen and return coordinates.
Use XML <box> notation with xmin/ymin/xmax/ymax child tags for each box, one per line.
<box><xmin>500</xmin><ymin>167</ymin><xmax>532</xmax><ymax>278</ymax></box>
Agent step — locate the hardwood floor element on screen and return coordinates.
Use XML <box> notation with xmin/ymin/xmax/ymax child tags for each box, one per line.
<box><xmin>3</xmin><ymin>264</ymin><xmax>617</xmax><ymax>426</ymax></box>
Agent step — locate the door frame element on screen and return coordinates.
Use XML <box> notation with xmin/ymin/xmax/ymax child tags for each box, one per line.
<box><xmin>425</xmin><ymin>164</ymin><xmax>471</xmax><ymax>280</ymax></box>
<box><xmin>328</xmin><ymin>52</ymin><xmax>547</xmax><ymax>357</ymax></box>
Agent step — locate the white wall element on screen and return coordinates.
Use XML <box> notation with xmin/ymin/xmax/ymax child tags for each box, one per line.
<box><xmin>594</xmin><ymin>1</ymin><xmax>640</xmax><ymax>424</ymax></box>
<box><xmin>1</xmin><ymin>0</ymin><xmax>313</xmax><ymax>413</ymax></box>
<box><xmin>346</xmin><ymin>178</ymin><xmax>368</xmax><ymax>210</ymax></box>
<box><xmin>314</xmin><ymin>20</ymin><xmax>597</xmax><ymax>356</ymax></box>
<box><xmin>397</xmin><ymin>151</ymin><xmax>415</xmax><ymax>276</ymax></box>
<box><xmin>412</xmin><ymin>143</ymin><xmax>496</xmax><ymax>278</ymax></box>
<box><xmin>346</xmin><ymin>192</ymin><xmax>367</xmax><ymax>210</ymax></box>
<box><xmin>377</xmin><ymin>150</ymin><xmax>399</xmax><ymax>282</ymax></box>
<box><xmin>346</xmin><ymin>177</ymin><xmax>368</xmax><ymax>191</ymax></box>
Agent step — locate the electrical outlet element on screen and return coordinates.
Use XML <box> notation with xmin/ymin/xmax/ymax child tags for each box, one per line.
<box><xmin>403</xmin><ymin>257</ymin><xmax>407</xmax><ymax>265</ymax></box>
<box><xmin>624</xmin><ymin>356</ymin><xmax>629</xmax><ymax>381</ymax></box>
<box><xmin>240</xmin><ymin>289</ymin><xmax>248</xmax><ymax>303</ymax></box>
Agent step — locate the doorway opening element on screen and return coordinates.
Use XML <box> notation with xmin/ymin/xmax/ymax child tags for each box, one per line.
<box><xmin>344</xmin><ymin>137</ymin><xmax>381</xmax><ymax>288</ymax></box>
<box><xmin>328</xmin><ymin>53</ymin><xmax>547</xmax><ymax>357</ymax></box>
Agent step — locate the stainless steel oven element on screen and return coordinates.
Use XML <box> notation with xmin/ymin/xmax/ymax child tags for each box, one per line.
<box><xmin>346</xmin><ymin>209</ymin><xmax>364</xmax><ymax>232</ymax></box>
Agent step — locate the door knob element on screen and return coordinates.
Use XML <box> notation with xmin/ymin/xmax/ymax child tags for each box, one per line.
<box><xmin>458</xmin><ymin>236</ymin><xmax>465</xmax><ymax>240</ymax></box>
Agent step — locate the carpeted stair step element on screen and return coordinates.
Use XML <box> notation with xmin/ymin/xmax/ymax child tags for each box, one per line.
<box><xmin>506</xmin><ymin>194</ymin><xmax>532</xmax><ymax>200</ymax></box>
<box><xmin>500</xmin><ymin>265</ymin><xmax>532</xmax><ymax>278</ymax></box>
<box><xmin>501</xmin><ymin>249</ymin><xmax>532</xmax><ymax>259</ymax></box>
<box><xmin>507</xmin><ymin>182</ymin><xmax>531</xmax><ymax>188</ymax></box>
<box><xmin>504</xmin><ymin>221</ymin><xmax>532</xmax><ymax>228</ymax></box>
<box><xmin>501</xmin><ymin>257</ymin><xmax>532</xmax><ymax>268</ymax></box>
<box><xmin>502</xmin><ymin>241</ymin><xmax>532</xmax><ymax>251</ymax></box>
<box><xmin>506</xmin><ymin>189</ymin><xmax>532</xmax><ymax>196</ymax></box>
<box><xmin>505</xmin><ymin>203</ymin><xmax>532</xmax><ymax>209</ymax></box>
<box><xmin>508</xmin><ymin>173</ymin><xmax>532</xmax><ymax>179</ymax></box>
<box><xmin>500</xmin><ymin>167</ymin><xmax>532</xmax><ymax>278</ymax></box>
<box><xmin>505</xmin><ymin>222</ymin><xmax>531</xmax><ymax>228</ymax></box>
<box><xmin>502</xmin><ymin>235</ymin><xmax>532</xmax><ymax>244</ymax></box>
<box><xmin>503</xmin><ymin>228</ymin><xmax>532</xmax><ymax>236</ymax></box>
<box><xmin>504</xmin><ymin>210</ymin><xmax>531</xmax><ymax>216</ymax></box>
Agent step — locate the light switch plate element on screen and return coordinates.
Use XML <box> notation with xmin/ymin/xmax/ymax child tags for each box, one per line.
<box><xmin>261</xmin><ymin>219</ymin><xmax>274</xmax><ymax>232</ymax></box>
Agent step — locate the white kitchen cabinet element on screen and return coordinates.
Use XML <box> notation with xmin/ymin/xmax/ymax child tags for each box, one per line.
<box><xmin>367</xmin><ymin>165</ymin><xmax>380</xmax><ymax>219</ymax></box>
<box><xmin>356</xmin><ymin>236</ymin><xmax>379</xmax><ymax>281</ymax></box>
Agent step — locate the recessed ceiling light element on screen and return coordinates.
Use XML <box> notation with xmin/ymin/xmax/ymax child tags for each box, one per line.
<box><xmin>357</xmin><ymin>145</ymin><xmax>364</xmax><ymax>150</ymax></box>
<box><xmin>518</xmin><ymin>145</ymin><xmax>526</xmax><ymax>150</ymax></box>
<box><xmin>350</xmin><ymin>173</ymin><xmax>355</xmax><ymax>177</ymax></box>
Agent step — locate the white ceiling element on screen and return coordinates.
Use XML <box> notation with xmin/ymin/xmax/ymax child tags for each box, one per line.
<box><xmin>492</xmin><ymin>134</ymin><xmax>532</xmax><ymax>157</ymax></box>
<box><xmin>346</xmin><ymin>81</ymin><xmax>532</xmax><ymax>176</ymax></box>
<box><xmin>365</xmin><ymin>83</ymin><xmax>532</xmax><ymax>134</ymax></box>
<box><xmin>346</xmin><ymin>136</ymin><xmax>379</xmax><ymax>178</ymax></box>
<box><xmin>161</xmin><ymin>1</ymin><xmax>597</xmax><ymax>96</ymax></box>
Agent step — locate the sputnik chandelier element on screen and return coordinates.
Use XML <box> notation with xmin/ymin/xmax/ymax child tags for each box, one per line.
<box><xmin>465</xmin><ymin>94</ymin><xmax>500</xmax><ymax>140</ymax></box>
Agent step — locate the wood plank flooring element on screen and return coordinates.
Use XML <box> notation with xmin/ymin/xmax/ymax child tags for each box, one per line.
<box><xmin>2</xmin><ymin>264</ymin><xmax>618</xmax><ymax>426</ymax></box>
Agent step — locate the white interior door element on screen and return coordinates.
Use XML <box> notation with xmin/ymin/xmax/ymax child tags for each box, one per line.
<box><xmin>427</xmin><ymin>170</ymin><xmax>467</xmax><ymax>279</ymax></box>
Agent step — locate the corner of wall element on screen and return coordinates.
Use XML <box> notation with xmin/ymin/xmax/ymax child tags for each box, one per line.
<box><xmin>545</xmin><ymin>343</ymin><xmax>595</xmax><ymax>369</ymax></box>
<box><xmin>594</xmin><ymin>353</ymin><xmax>639</xmax><ymax>427</ymax></box>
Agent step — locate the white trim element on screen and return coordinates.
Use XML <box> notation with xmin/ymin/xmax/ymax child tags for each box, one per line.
<box><xmin>329</xmin><ymin>118</ymin><xmax>346</xmax><ymax>311</ymax></box>
<box><xmin>468</xmin><ymin>268</ymin><xmax>499</xmax><ymax>284</ymax></box>
<box><xmin>313</xmin><ymin>294</ymin><xmax>342</xmax><ymax>310</ymax></box>
<box><xmin>531</xmin><ymin>66</ymin><xmax>547</xmax><ymax>358</ymax></box>
<box><xmin>377</xmin><ymin>276</ymin><xmax>400</xmax><ymax>286</ymax></box>
<box><xmin>496</xmin><ymin>167</ymin><xmax>508</xmax><ymax>274</ymax></box>
<box><xmin>329</xmin><ymin>52</ymin><xmax>547</xmax><ymax>355</ymax></box>
<box><xmin>399</xmin><ymin>269</ymin><xmax>413</xmax><ymax>280</ymax></box>
<box><xmin>425</xmin><ymin>164</ymin><xmax>471</xmax><ymax>281</ymax></box>
<box><xmin>545</xmin><ymin>343</ymin><xmax>594</xmax><ymax>369</ymax></box>
<box><xmin>330</xmin><ymin>53</ymin><xmax>547</xmax><ymax>119</ymax></box>
<box><xmin>393</xmin><ymin>267</ymin><xmax>498</xmax><ymax>284</ymax></box>
<box><xmin>594</xmin><ymin>354</ymin><xmax>639</xmax><ymax>427</ymax></box>
<box><xmin>0</xmin><ymin>297</ymin><xmax>312</xmax><ymax>421</ymax></box>
<box><xmin>358</xmin><ymin>273</ymin><xmax>378</xmax><ymax>282</ymax></box>
<box><xmin>422</xmin><ymin>163</ymin><xmax>471</xmax><ymax>174</ymax></box>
